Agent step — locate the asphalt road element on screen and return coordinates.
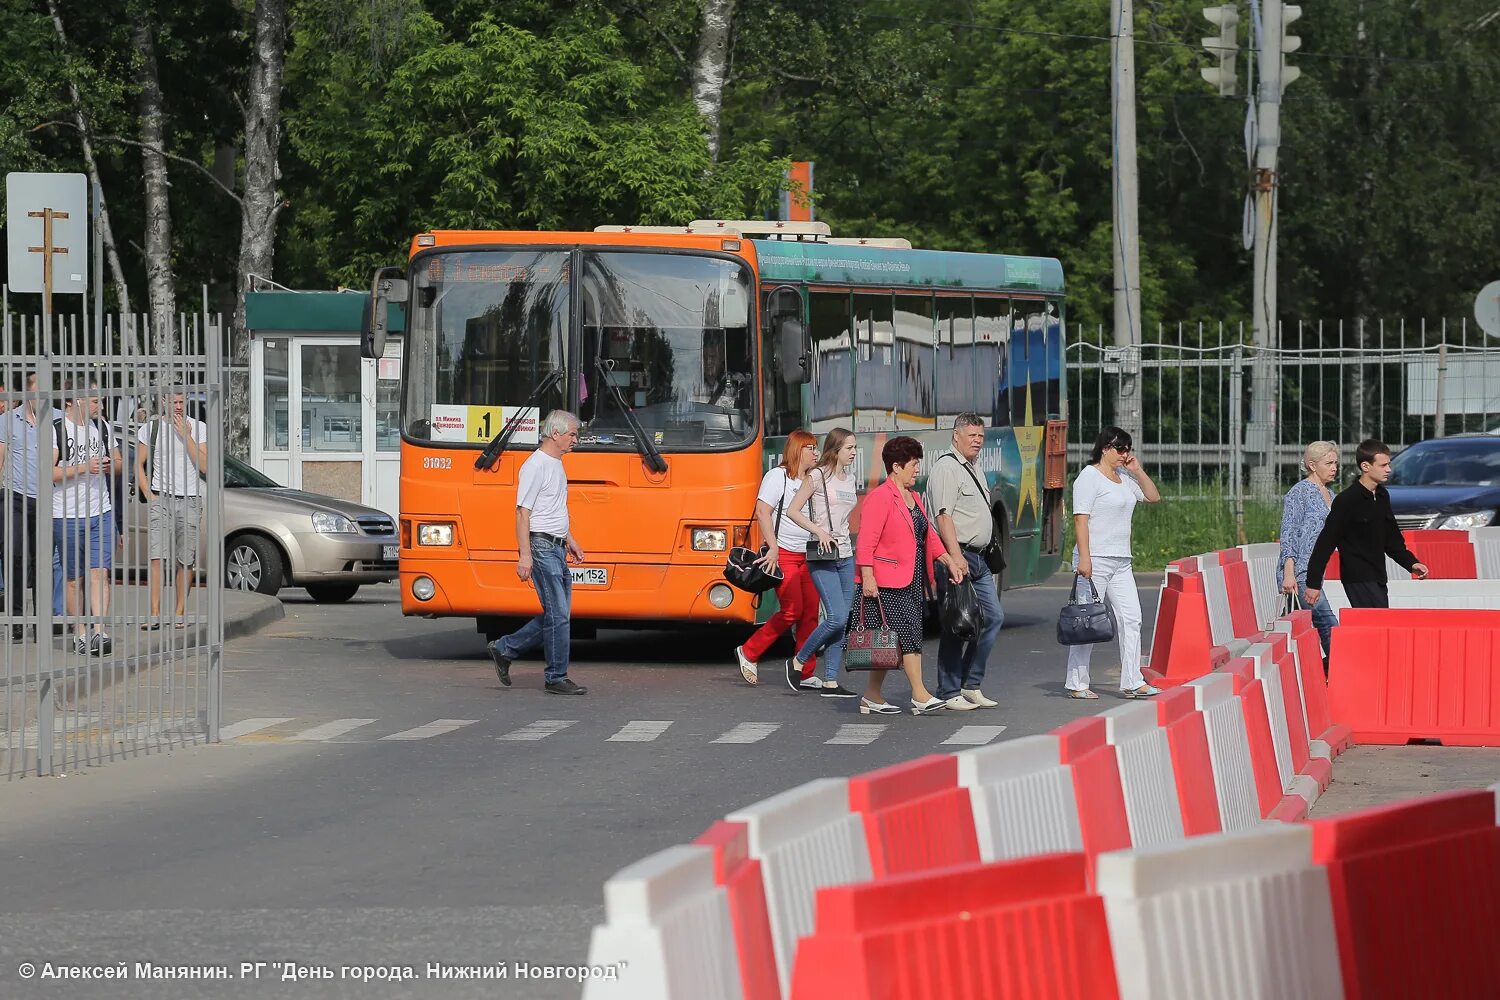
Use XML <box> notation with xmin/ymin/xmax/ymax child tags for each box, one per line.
<box><xmin>0</xmin><ymin>577</ymin><xmax>1159</xmax><ymax>999</ymax></box>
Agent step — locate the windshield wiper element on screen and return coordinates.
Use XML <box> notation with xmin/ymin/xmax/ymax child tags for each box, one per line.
<box><xmin>594</xmin><ymin>359</ymin><xmax>668</xmax><ymax>474</ymax></box>
<box><xmin>474</xmin><ymin>368</ymin><xmax>566</xmax><ymax>471</ymax></box>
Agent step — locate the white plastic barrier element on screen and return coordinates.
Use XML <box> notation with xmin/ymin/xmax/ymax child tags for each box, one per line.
<box><xmin>1245</xmin><ymin>642</ymin><xmax>1322</xmax><ymax>811</ymax></box>
<box><xmin>955</xmin><ymin>733</ymin><xmax>1084</xmax><ymax>863</ymax></box>
<box><xmin>1471</xmin><ymin>527</ymin><xmax>1500</xmax><ymax>579</ymax></box>
<box><xmin>1100</xmin><ymin>702</ymin><xmax>1185</xmax><ymax>849</ymax></box>
<box><xmin>1323</xmin><ymin>579</ymin><xmax>1500</xmax><ymax>612</ymax></box>
<box><xmin>1186</xmin><ymin>674</ymin><xmax>1263</xmax><ymax>832</ymax></box>
<box><xmin>583</xmin><ymin>844</ymin><xmax>744</xmax><ymax>1000</ymax></box>
<box><xmin>1096</xmin><ymin>823</ymin><xmax>1344</xmax><ymax>1000</ymax></box>
<box><xmin>725</xmin><ymin>777</ymin><xmax>871</xmax><ymax>996</ymax></box>
<box><xmin>1240</xmin><ymin>542</ymin><xmax>1282</xmax><ymax>632</ymax></box>
<box><xmin>1197</xmin><ymin>555</ymin><xmax>1237</xmax><ymax>647</ymax></box>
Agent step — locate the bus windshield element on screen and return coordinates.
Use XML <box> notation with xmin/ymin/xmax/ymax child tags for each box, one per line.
<box><xmin>579</xmin><ymin>252</ymin><xmax>755</xmax><ymax>452</ymax></box>
<box><xmin>402</xmin><ymin>248</ymin><xmax>754</xmax><ymax>452</ymax></box>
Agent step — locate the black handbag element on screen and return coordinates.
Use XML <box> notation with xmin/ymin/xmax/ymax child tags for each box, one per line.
<box><xmin>939</xmin><ymin>454</ymin><xmax>1006</xmax><ymax>574</ymax></box>
<box><xmin>723</xmin><ymin>495</ymin><xmax>787</xmax><ymax>595</ymax></box>
<box><xmin>804</xmin><ymin>469</ymin><xmax>840</xmax><ymax>562</ymax></box>
<box><xmin>941</xmin><ymin>573</ymin><xmax>980</xmax><ymax>642</ymax></box>
<box><xmin>1057</xmin><ymin>573</ymin><xmax>1115</xmax><ymax>646</ymax></box>
<box><xmin>845</xmin><ymin>594</ymin><xmax>901</xmax><ymax>670</ymax></box>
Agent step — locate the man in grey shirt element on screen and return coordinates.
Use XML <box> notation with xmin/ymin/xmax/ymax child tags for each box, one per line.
<box><xmin>0</xmin><ymin>372</ymin><xmax>65</xmax><ymax>641</ymax></box>
<box><xmin>928</xmin><ymin>412</ymin><xmax>1005</xmax><ymax>710</ymax></box>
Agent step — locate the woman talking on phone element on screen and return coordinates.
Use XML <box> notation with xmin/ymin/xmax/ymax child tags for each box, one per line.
<box><xmin>1064</xmin><ymin>426</ymin><xmax>1162</xmax><ymax>700</ymax></box>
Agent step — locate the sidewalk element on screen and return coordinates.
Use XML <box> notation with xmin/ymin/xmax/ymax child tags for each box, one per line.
<box><xmin>1310</xmin><ymin>745</ymin><xmax>1499</xmax><ymax>816</ymax></box>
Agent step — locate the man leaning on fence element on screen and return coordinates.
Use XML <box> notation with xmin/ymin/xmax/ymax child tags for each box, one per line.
<box><xmin>486</xmin><ymin>409</ymin><xmax>588</xmax><ymax>695</ymax></box>
<box><xmin>136</xmin><ymin>388</ymin><xmax>208</xmax><ymax>629</ymax></box>
<box><xmin>928</xmin><ymin>412</ymin><xmax>1004</xmax><ymax>711</ymax></box>
<box><xmin>1</xmin><ymin>372</ymin><xmax>65</xmax><ymax>641</ymax></box>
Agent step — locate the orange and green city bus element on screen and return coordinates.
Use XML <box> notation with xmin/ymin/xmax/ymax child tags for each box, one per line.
<box><xmin>360</xmin><ymin>221</ymin><xmax>1068</xmax><ymax>643</ymax></box>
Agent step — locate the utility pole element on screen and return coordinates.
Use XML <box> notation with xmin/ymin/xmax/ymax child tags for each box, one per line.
<box><xmin>1110</xmin><ymin>0</ymin><xmax>1143</xmax><ymax>442</ymax></box>
<box><xmin>1248</xmin><ymin>1</ymin><xmax>1300</xmax><ymax>495</ymax></box>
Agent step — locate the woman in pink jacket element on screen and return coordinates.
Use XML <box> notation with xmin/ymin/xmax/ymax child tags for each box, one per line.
<box><xmin>852</xmin><ymin>436</ymin><xmax>969</xmax><ymax>716</ymax></box>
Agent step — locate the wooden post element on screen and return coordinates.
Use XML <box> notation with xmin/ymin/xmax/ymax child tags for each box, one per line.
<box><xmin>27</xmin><ymin>207</ymin><xmax>70</xmax><ymax>329</ymax></box>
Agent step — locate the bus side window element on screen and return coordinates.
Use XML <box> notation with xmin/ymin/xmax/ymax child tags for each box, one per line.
<box><xmin>761</xmin><ymin>287</ymin><xmax>803</xmax><ymax>437</ymax></box>
<box><xmin>975</xmin><ymin>296</ymin><xmax>1011</xmax><ymax>427</ymax></box>
<box><xmin>808</xmin><ymin>291</ymin><xmax>853</xmax><ymax>430</ymax></box>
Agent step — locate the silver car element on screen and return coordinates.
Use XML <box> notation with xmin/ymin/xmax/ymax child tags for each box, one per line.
<box><xmin>120</xmin><ymin>454</ymin><xmax>397</xmax><ymax>602</ymax></box>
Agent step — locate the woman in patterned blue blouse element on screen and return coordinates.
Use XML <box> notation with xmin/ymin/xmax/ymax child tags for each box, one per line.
<box><xmin>1279</xmin><ymin>441</ymin><xmax>1340</xmax><ymax>657</ymax></box>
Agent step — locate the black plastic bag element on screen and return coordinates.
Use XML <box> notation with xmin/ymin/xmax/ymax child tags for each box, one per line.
<box><xmin>941</xmin><ymin>574</ymin><xmax>980</xmax><ymax>642</ymax></box>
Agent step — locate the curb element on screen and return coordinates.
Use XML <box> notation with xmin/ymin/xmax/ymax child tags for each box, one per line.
<box><xmin>223</xmin><ymin>592</ymin><xmax>285</xmax><ymax>641</ymax></box>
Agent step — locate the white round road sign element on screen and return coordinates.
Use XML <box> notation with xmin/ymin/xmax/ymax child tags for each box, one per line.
<box><xmin>1477</xmin><ymin>280</ymin><xmax>1500</xmax><ymax>338</ymax></box>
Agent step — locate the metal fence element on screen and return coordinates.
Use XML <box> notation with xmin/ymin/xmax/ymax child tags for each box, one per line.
<box><xmin>1067</xmin><ymin>319</ymin><xmax>1500</xmax><ymax>503</ymax></box>
<box><xmin>1</xmin><ymin>310</ymin><xmax>224</xmax><ymax>778</ymax></box>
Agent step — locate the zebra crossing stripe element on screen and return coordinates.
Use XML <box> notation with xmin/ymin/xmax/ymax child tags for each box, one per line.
<box><xmin>220</xmin><ymin>718</ymin><xmax>293</xmax><ymax>740</ymax></box>
<box><xmin>940</xmin><ymin>725</ymin><xmax>1008</xmax><ymax>746</ymax></box>
<box><xmin>606</xmin><ymin>721</ymin><xmax>673</xmax><ymax>743</ymax></box>
<box><xmin>379</xmin><ymin>720</ymin><xmax>478</xmax><ymax>741</ymax></box>
<box><xmin>291</xmin><ymin>719</ymin><xmax>379</xmax><ymax>742</ymax></box>
<box><xmin>825</xmin><ymin>724</ymin><xmax>888</xmax><ymax>746</ymax></box>
<box><xmin>711</xmin><ymin>723</ymin><xmax>781</xmax><ymax>744</ymax></box>
<box><xmin>498</xmin><ymin>720</ymin><xmax>577</xmax><ymax>742</ymax></box>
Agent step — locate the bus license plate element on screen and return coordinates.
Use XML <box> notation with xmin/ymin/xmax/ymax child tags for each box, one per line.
<box><xmin>571</xmin><ymin>567</ymin><xmax>608</xmax><ymax>587</ymax></box>
<box><xmin>382</xmin><ymin>545</ymin><xmax>398</xmax><ymax>560</ymax></box>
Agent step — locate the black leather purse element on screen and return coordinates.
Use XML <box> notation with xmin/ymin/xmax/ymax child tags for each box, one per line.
<box><xmin>723</xmin><ymin>497</ymin><xmax>786</xmax><ymax>594</ymax></box>
<box><xmin>1057</xmin><ymin>573</ymin><xmax>1115</xmax><ymax>646</ymax></box>
<box><xmin>804</xmin><ymin>469</ymin><xmax>840</xmax><ymax>562</ymax></box>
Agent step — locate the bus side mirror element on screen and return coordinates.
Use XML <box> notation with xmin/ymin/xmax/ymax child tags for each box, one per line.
<box><xmin>775</xmin><ymin>315</ymin><xmax>810</xmax><ymax>385</ymax></box>
<box><xmin>361</xmin><ymin>267</ymin><xmax>408</xmax><ymax>359</ymax></box>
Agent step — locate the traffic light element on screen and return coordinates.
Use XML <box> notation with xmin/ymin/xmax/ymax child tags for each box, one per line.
<box><xmin>1200</xmin><ymin>5</ymin><xmax>1239</xmax><ymax>96</ymax></box>
<box><xmin>1279</xmin><ymin>5</ymin><xmax>1302</xmax><ymax>89</ymax></box>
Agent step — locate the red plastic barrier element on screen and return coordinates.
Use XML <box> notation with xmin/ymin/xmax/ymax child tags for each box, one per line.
<box><xmin>1155</xmin><ymin>687</ymin><xmax>1221</xmax><ymax>836</ymax></box>
<box><xmin>694</xmin><ymin>821</ymin><xmax>781</xmax><ymax>1000</ymax></box>
<box><xmin>1217</xmin><ymin>549</ymin><xmax>1262</xmax><ymax>639</ymax></box>
<box><xmin>1145</xmin><ymin>568</ymin><xmax>1229</xmax><ymax>688</ymax></box>
<box><xmin>1311</xmin><ymin>789</ymin><xmax>1500</xmax><ymax>1000</ymax></box>
<box><xmin>846</xmin><ymin>755</ymin><xmax>980</xmax><ymax>879</ymax></box>
<box><xmin>1403</xmin><ymin>529</ymin><xmax>1478</xmax><ymax>579</ymax></box>
<box><xmin>1223</xmin><ymin>659</ymin><xmax>1286</xmax><ymax>819</ymax></box>
<box><xmin>1328</xmin><ymin>609</ymin><xmax>1500</xmax><ymax>746</ymax></box>
<box><xmin>1285</xmin><ymin>610</ymin><xmax>1352</xmax><ymax>757</ymax></box>
<box><xmin>788</xmin><ymin>852</ymin><xmax>1121</xmax><ymax>1000</ymax></box>
<box><xmin>1052</xmin><ymin>717</ymin><xmax>1132</xmax><ymax>863</ymax></box>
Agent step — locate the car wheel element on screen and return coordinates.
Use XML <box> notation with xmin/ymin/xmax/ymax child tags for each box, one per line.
<box><xmin>226</xmin><ymin>535</ymin><xmax>284</xmax><ymax>596</ymax></box>
<box><xmin>306</xmin><ymin>583</ymin><xmax>359</xmax><ymax>603</ymax></box>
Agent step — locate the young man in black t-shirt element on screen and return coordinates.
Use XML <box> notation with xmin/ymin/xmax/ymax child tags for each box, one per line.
<box><xmin>1305</xmin><ymin>439</ymin><xmax>1429</xmax><ymax>609</ymax></box>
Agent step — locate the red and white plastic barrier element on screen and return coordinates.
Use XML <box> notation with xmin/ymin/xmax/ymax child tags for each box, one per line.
<box><xmin>846</xmin><ymin>754</ymin><xmax>980</xmax><ymax>878</ymax></box>
<box><xmin>1186</xmin><ymin>673</ymin><xmax>1263</xmax><ymax>832</ymax></box>
<box><xmin>956</xmin><ymin>733</ymin><xmax>1085</xmax><ymax>862</ymax></box>
<box><xmin>1100</xmin><ymin>701</ymin><xmax>1186</xmax><ymax>849</ymax></box>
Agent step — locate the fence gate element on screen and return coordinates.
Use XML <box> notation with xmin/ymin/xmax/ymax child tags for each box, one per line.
<box><xmin>2</xmin><ymin>312</ymin><xmax>224</xmax><ymax>778</ymax></box>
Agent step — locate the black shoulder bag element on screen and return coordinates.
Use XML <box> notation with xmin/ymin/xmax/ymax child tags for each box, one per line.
<box><xmin>804</xmin><ymin>469</ymin><xmax>840</xmax><ymax>562</ymax></box>
<box><xmin>1057</xmin><ymin>573</ymin><xmax>1115</xmax><ymax>646</ymax></box>
<box><xmin>723</xmin><ymin>489</ymin><xmax>787</xmax><ymax>594</ymax></box>
<box><xmin>940</xmin><ymin>454</ymin><xmax>1006</xmax><ymax>574</ymax></box>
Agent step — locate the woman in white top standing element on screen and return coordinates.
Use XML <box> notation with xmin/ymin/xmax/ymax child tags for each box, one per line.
<box><xmin>735</xmin><ymin>430</ymin><xmax>821</xmax><ymax>687</ymax></box>
<box><xmin>1066</xmin><ymin>426</ymin><xmax>1162</xmax><ymax>700</ymax></box>
<box><xmin>784</xmin><ymin>428</ymin><xmax>860</xmax><ymax>698</ymax></box>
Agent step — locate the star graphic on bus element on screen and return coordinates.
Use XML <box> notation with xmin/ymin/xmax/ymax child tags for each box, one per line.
<box><xmin>1014</xmin><ymin>385</ymin><xmax>1044</xmax><ymax>525</ymax></box>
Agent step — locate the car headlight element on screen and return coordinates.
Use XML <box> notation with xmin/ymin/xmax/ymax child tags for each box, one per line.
<box><xmin>312</xmin><ymin>511</ymin><xmax>357</xmax><ymax>534</ymax></box>
<box><xmin>1435</xmin><ymin>510</ymin><xmax>1495</xmax><ymax>530</ymax></box>
<box><xmin>691</xmin><ymin>528</ymin><xmax>728</xmax><ymax>552</ymax></box>
<box><xmin>417</xmin><ymin>522</ymin><xmax>455</xmax><ymax>546</ymax></box>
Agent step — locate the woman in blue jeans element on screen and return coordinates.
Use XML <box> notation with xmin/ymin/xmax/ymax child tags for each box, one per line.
<box><xmin>785</xmin><ymin>428</ymin><xmax>860</xmax><ymax>698</ymax></box>
<box><xmin>1279</xmin><ymin>440</ymin><xmax>1341</xmax><ymax>658</ymax></box>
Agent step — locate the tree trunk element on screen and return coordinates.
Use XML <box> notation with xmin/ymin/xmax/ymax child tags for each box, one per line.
<box><xmin>47</xmin><ymin>0</ymin><xmax>134</xmax><ymax>348</ymax></box>
<box><xmin>231</xmin><ymin>0</ymin><xmax>288</xmax><ymax>459</ymax></box>
<box><xmin>690</xmin><ymin>0</ymin><xmax>736</xmax><ymax>161</ymax></box>
<box><xmin>133</xmin><ymin>18</ymin><xmax>175</xmax><ymax>354</ymax></box>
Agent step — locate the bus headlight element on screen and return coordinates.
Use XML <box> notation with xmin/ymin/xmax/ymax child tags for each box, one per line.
<box><xmin>691</xmin><ymin>528</ymin><xmax>728</xmax><ymax>552</ymax></box>
<box><xmin>417</xmin><ymin>522</ymin><xmax>455</xmax><ymax>546</ymax></box>
<box><xmin>412</xmin><ymin>576</ymin><xmax>436</xmax><ymax>601</ymax></box>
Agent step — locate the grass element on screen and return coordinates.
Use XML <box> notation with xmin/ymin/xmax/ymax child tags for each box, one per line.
<box><xmin>1062</xmin><ymin>479</ymin><xmax>1282</xmax><ymax>571</ymax></box>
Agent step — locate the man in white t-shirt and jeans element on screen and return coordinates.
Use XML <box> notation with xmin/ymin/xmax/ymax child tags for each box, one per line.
<box><xmin>51</xmin><ymin>379</ymin><xmax>124</xmax><ymax>655</ymax></box>
<box><xmin>135</xmin><ymin>389</ymin><xmax>208</xmax><ymax>629</ymax></box>
<box><xmin>486</xmin><ymin>410</ymin><xmax>588</xmax><ymax>695</ymax></box>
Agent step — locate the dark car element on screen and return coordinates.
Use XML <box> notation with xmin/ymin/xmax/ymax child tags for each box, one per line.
<box><xmin>1386</xmin><ymin>435</ymin><xmax>1500</xmax><ymax>531</ymax></box>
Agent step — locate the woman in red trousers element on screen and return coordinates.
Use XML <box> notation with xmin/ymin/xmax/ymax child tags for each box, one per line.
<box><xmin>735</xmin><ymin>429</ymin><xmax>821</xmax><ymax>689</ymax></box>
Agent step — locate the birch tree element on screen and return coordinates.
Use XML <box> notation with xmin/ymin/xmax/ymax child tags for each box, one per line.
<box><xmin>690</xmin><ymin>0</ymin><xmax>736</xmax><ymax>161</ymax></box>
<box><xmin>133</xmin><ymin>15</ymin><xmax>175</xmax><ymax>352</ymax></box>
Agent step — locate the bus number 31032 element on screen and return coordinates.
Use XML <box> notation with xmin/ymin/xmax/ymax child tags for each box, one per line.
<box><xmin>422</xmin><ymin>456</ymin><xmax>453</xmax><ymax>470</ymax></box>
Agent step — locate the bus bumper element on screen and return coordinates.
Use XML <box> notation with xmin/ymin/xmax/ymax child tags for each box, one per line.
<box><xmin>397</xmin><ymin>557</ymin><xmax>758</xmax><ymax>625</ymax></box>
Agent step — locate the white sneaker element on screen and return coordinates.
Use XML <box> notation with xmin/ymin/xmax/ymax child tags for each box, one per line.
<box><xmin>962</xmin><ymin>688</ymin><xmax>999</xmax><ymax>708</ymax></box>
<box><xmin>944</xmin><ymin>695</ymin><xmax>978</xmax><ymax>711</ymax></box>
<box><xmin>735</xmin><ymin>645</ymin><xmax>757</xmax><ymax>685</ymax></box>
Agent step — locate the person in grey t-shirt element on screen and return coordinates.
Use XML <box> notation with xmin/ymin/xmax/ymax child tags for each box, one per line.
<box><xmin>1</xmin><ymin>371</ymin><xmax>65</xmax><ymax>638</ymax></box>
